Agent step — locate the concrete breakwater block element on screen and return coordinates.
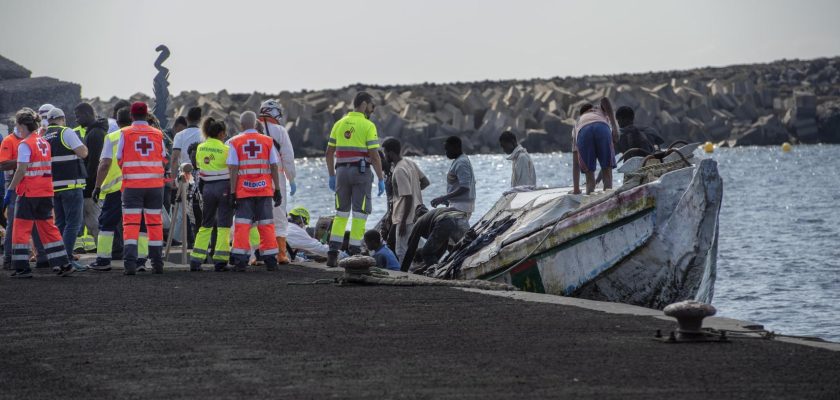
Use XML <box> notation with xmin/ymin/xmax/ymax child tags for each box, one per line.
<box><xmin>78</xmin><ymin>56</ymin><xmax>840</xmax><ymax>155</ymax></box>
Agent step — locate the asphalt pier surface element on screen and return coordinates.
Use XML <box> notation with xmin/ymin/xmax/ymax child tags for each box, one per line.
<box><xmin>1</xmin><ymin>262</ymin><xmax>839</xmax><ymax>399</ymax></box>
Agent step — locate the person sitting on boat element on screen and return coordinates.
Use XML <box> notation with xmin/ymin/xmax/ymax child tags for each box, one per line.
<box><xmin>400</xmin><ymin>207</ymin><xmax>470</xmax><ymax>272</ymax></box>
<box><xmin>615</xmin><ymin>106</ymin><xmax>664</xmax><ymax>156</ymax></box>
<box><xmin>572</xmin><ymin>98</ymin><xmax>620</xmax><ymax>195</ymax></box>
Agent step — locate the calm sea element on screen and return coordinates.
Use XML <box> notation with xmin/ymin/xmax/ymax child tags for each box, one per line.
<box><xmin>290</xmin><ymin>145</ymin><xmax>840</xmax><ymax>342</ymax></box>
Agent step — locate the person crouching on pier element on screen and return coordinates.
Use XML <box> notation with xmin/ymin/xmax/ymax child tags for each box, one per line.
<box><xmin>572</xmin><ymin>98</ymin><xmax>620</xmax><ymax>195</ymax></box>
<box><xmin>226</xmin><ymin>111</ymin><xmax>283</xmax><ymax>272</ymax></box>
<box><xmin>8</xmin><ymin>109</ymin><xmax>76</xmax><ymax>279</ymax></box>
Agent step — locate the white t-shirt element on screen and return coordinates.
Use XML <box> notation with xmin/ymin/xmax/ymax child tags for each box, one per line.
<box><xmin>20</xmin><ymin>128</ymin><xmax>84</xmax><ymax>162</ymax></box>
<box><xmin>17</xmin><ymin>142</ymin><xmax>31</xmax><ymax>162</ymax></box>
<box><xmin>225</xmin><ymin>131</ymin><xmax>280</xmax><ymax>165</ymax></box>
<box><xmin>172</xmin><ymin>126</ymin><xmax>203</xmax><ymax>164</ymax></box>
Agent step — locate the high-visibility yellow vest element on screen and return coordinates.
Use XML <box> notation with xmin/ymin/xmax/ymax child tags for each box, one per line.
<box><xmin>73</xmin><ymin>125</ymin><xmax>87</xmax><ymax>139</ymax></box>
<box><xmin>195</xmin><ymin>137</ymin><xmax>230</xmax><ymax>182</ymax></box>
<box><xmin>99</xmin><ymin>129</ymin><xmax>123</xmax><ymax>199</ymax></box>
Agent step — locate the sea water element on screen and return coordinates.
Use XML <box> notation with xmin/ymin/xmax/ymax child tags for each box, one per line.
<box><xmin>290</xmin><ymin>145</ymin><xmax>840</xmax><ymax>341</ymax></box>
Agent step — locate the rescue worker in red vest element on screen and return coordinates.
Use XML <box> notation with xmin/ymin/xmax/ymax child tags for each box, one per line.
<box><xmin>8</xmin><ymin>109</ymin><xmax>76</xmax><ymax>278</ymax></box>
<box><xmin>226</xmin><ymin>111</ymin><xmax>283</xmax><ymax>272</ymax></box>
<box><xmin>42</xmin><ymin>107</ymin><xmax>89</xmax><ymax>269</ymax></box>
<box><xmin>325</xmin><ymin>91</ymin><xmax>385</xmax><ymax>267</ymax></box>
<box><xmin>115</xmin><ymin>102</ymin><xmax>167</xmax><ymax>275</ymax></box>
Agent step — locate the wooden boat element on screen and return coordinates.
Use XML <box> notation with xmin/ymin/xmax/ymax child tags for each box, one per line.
<box><xmin>428</xmin><ymin>144</ymin><xmax>721</xmax><ymax>309</ymax></box>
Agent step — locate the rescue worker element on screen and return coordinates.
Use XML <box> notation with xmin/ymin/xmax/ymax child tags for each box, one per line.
<box><xmin>115</xmin><ymin>102</ymin><xmax>167</xmax><ymax>275</ymax></box>
<box><xmin>324</xmin><ymin>91</ymin><xmax>385</xmax><ymax>267</ymax></box>
<box><xmin>258</xmin><ymin>99</ymin><xmax>296</xmax><ymax>265</ymax></box>
<box><xmin>42</xmin><ymin>108</ymin><xmax>88</xmax><ymax>267</ymax></box>
<box><xmin>8</xmin><ymin>109</ymin><xmax>76</xmax><ymax>278</ymax></box>
<box><xmin>226</xmin><ymin>111</ymin><xmax>283</xmax><ymax>272</ymax></box>
<box><xmin>189</xmin><ymin>117</ymin><xmax>233</xmax><ymax>272</ymax></box>
<box><xmin>1</xmin><ymin>108</ymin><xmax>48</xmax><ymax>270</ymax></box>
<box><xmin>89</xmin><ymin>108</ymin><xmax>139</xmax><ymax>271</ymax></box>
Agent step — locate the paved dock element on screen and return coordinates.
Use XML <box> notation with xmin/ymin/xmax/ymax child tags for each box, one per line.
<box><xmin>1</xmin><ymin>259</ymin><xmax>839</xmax><ymax>399</ymax></box>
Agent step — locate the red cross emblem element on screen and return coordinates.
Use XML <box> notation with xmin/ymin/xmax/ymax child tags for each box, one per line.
<box><xmin>134</xmin><ymin>136</ymin><xmax>154</xmax><ymax>156</ymax></box>
<box><xmin>36</xmin><ymin>139</ymin><xmax>49</xmax><ymax>156</ymax></box>
<box><xmin>243</xmin><ymin>139</ymin><xmax>262</xmax><ymax>159</ymax></box>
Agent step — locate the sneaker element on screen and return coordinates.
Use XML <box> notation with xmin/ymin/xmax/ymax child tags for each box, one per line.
<box><xmin>152</xmin><ymin>264</ymin><xmax>163</xmax><ymax>274</ymax></box>
<box><xmin>137</xmin><ymin>266</ymin><xmax>147</xmax><ymax>272</ymax></box>
<box><xmin>10</xmin><ymin>270</ymin><xmax>33</xmax><ymax>279</ymax></box>
<box><xmin>57</xmin><ymin>264</ymin><xmax>75</xmax><ymax>277</ymax></box>
<box><xmin>88</xmin><ymin>261</ymin><xmax>112</xmax><ymax>272</ymax></box>
<box><xmin>52</xmin><ymin>265</ymin><xmax>61</xmax><ymax>273</ymax></box>
<box><xmin>189</xmin><ymin>261</ymin><xmax>202</xmax><ymax>272</ymax></box>
<box><xmin>124</xmin><ymin>265</ymin><xmax>137</xmax><ymax>275</ymax></box>
<box><xmin>265</xmin><ymin>258</ymin><xmax>278</xmax><ymax>272</ymax></box>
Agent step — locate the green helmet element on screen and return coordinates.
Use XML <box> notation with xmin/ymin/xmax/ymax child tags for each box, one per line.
<box><xmin>289</xmin><ymin>206</ymin><xmax>310</xmax><ymax>226</ymax></box>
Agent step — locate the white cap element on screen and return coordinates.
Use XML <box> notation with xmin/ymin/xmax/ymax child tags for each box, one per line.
<box><xmin>46</xmin><ymin>107</ymin><xmax>65</xmax><ymax>120</ymax></box>
<box><xmin>38</xmin><ymin>104</ymin><xmax>55</xmax><ymax>117</ymax></box>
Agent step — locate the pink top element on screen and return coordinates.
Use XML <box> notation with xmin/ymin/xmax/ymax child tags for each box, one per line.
<box><xmin>572</xmin><ymin>108</ymin><xmax>611</xmax><ymax>153</ymax></box>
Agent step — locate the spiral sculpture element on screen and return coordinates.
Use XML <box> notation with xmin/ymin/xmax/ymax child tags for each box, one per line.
<box><xmin>153</xmin><ymin>45</ymin><xmax>170</xmax><ymax>129</ymax></box>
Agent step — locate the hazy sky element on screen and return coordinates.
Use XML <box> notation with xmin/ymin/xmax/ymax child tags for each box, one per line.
<box><xmin>2</xmin><ymin>0</ymin><xmax>839</xmax><ymax>99</ymax></box>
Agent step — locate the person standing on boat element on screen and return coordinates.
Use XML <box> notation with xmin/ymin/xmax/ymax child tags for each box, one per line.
<box><xmin>431</xmin><ymin>136</ymin><xmax>476</xmax><ymax>220</ymax></box>
<box><xmin>572</xmin><ymin>98</ymin><xmax>620</xmax><ymax>195</ymax></box>
<box><xmin>498</xmin><ymin>131</ymin><xmax>536</xmax><ymax>187</ymax></box>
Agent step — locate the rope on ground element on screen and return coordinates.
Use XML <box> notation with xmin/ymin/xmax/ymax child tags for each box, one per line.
<box><xmin>338</xmin><ymin>273</ymin><xmax>517</xmax><ymax>291</ymax></box>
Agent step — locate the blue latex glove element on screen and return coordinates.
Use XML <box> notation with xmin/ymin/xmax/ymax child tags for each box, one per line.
<box><xmin>3</xmin><ymin>189</ymin><xmax>12</xmax><ymax>207</ymax></box>
<box><xmin>289</xmin><ymin>181</ymin><xmax>297</xmax><ymax>196</ymax></box>
<box><xmin>377</xmin><ymin>179</ymin><xmax>385</xmax><ymax>197</ymax></box>
<box><xmin>328</xmin><ymin>175</ymin><xmax>336</xmax><ymax>192</ymax></box>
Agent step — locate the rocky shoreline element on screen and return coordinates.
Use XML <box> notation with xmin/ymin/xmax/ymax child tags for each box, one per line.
<box><xmin>6</xmin><ymin>54</ymin><xmax>840</xmax><ymax>157</ymax></box>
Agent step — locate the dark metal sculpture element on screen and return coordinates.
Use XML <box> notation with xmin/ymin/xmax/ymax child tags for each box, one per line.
<box><xmin>153</xmin><ymin>45</ymin><xmax>170</xmax><ymax>129</ymax></box>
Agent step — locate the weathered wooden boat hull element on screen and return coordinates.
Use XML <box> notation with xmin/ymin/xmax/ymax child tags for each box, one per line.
<box><xmin>436</xmin><ymin>158</ymin><xmax>722</xmax><ymax>309</ymax></box>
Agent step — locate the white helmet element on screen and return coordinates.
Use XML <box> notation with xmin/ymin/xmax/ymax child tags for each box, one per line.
<box><xmin>259</xmin><ymin>99</ymin><xmax>284</xmax><ymax>121</ymax></box>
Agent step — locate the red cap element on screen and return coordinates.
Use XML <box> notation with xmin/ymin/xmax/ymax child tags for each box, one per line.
<box><xmin>130</xmin><ymin>101</ymin><xmax>148</xmax><ymax>115</ymax></box>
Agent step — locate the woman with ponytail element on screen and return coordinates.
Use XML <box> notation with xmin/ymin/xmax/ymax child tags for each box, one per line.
<box><xmin>188</xmin><ymin>118</ymin><xmax>234</xmax><ymax>271</ymax></box>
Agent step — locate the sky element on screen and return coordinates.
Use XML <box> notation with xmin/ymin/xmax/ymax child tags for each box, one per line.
<box><xmin>2</xmin><ymin>0</ymin><xmax>839</xmax><ymax>99</ymax></box>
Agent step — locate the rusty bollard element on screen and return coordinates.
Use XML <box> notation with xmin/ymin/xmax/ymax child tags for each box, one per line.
<box><xmin>663</xmin><ymin>300</ymin><xmax>717</xmax><ymax>340</ymax></box>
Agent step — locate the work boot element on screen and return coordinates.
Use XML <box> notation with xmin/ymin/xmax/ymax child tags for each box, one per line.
<box><xmin>189</xmin><ymin>260</ymin><xmax>203</xmax><ymax>272</ymax></box>
<box><xmin>124</xmin><ymin>265</ymin><xmax>137</xmax><ymax>275</ymax></box>
<box><xmin>326</xmin><ymin>250</ymin><xmax>339</xmax><ymax>268</ymax></box>
<box><xmin>276</xmin><ymin>237</ymin><xmax>290</xmax><ymax>265</ymax></box>
<box><xmin>265</xmin><ymin>257</ymin><xmax>278</xmax><ymax>272</ymax></box>
<box><xmin>152</xmin><ymin>262</ymin><xmax>163</xmax><ymax>274</ymax></box>
<box><xmin>233</xmin><ymin>262</ymin><xmax>247</xmax><ymax>272</ymax></box>
<box><xmin>214</xmin><ymin>262</ymin><xmax>230</xmax><ymax>272</ymax></box>
<box><xmin>57</xmin><ymin>263</ymin><xmax>75</xmax><ymax>277</ymax></box>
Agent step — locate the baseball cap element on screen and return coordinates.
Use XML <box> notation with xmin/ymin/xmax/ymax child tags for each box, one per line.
<box><xmin>46</xmin><ymin>107</ymin><xmax>65</xmax><ymax>120</ymax></box>
<box><xmin>38</xmin><ymin>104</ymin><xmax>55</xmax><ymax>117</ymax></box>
<box><xmin>130</xmin><ymin>102</ymin><xmax>148</xmax><ymax>115</ymax></box>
